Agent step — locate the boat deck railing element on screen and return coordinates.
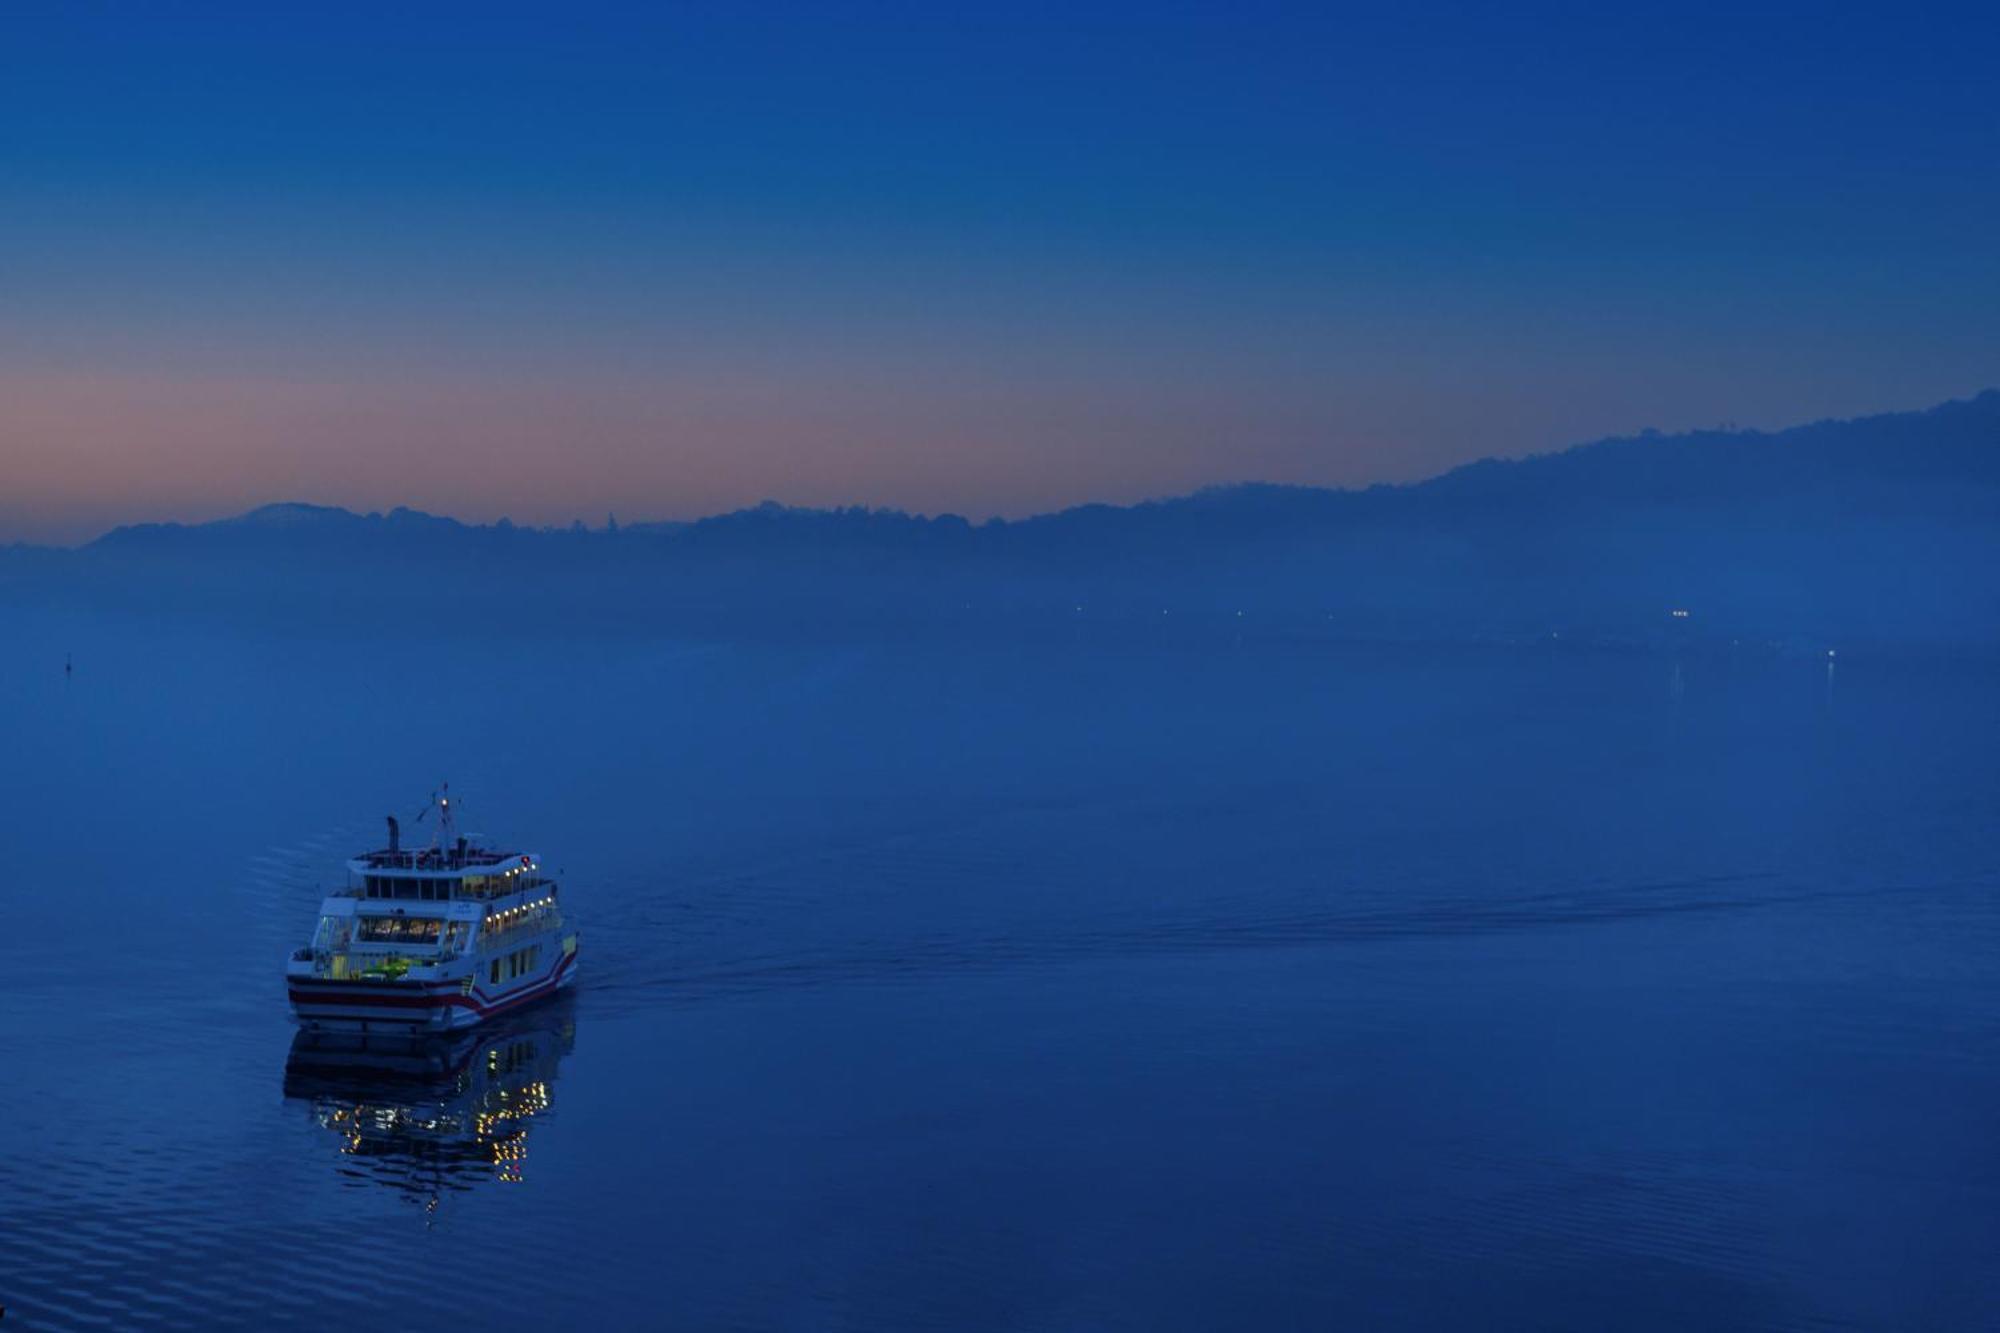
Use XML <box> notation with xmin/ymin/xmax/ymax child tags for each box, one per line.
<box><xmin>357</xmin><ymin>847</ymin><xmax>528</xmax><ymax>872</ymax></box>
<box><xmin>479</xmin><ymin>911</ymin><xmax>560</xmax><ymax>952</ymax></box>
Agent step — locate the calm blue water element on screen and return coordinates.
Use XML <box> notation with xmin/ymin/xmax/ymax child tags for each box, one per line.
<box><xmin>2</xmin><ymin>617</ymin><xmax>1997</xmax><ymax>1330</ymax></box>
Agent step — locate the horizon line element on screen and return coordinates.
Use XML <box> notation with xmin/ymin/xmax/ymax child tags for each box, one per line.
<box><xmin>14</xmin><ymin>385</ymin><xmax>1996</xmax><ymax>551</ymax></box>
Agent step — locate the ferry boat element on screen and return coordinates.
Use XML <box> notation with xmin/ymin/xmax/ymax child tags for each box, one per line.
<box><xmin>286</xmin><ymin>789</ymin><xmax>579</xmax><ymax>1032</ymax></box>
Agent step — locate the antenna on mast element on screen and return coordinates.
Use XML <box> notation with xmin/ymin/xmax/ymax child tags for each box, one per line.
<box><xmin>414</xmin><ymin>782</ymin><xmax>456</xmax><ymax>851</ymax></box>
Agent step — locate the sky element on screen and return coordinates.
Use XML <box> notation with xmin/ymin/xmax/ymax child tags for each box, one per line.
<box><xmin>2</xmin><ymin>1</ymin><xmax>1996</xmax><ymax>544</ymax></box>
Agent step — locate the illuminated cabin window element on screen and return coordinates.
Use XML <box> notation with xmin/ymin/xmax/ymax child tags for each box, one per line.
<box><xmin>357</xmin><ymin>916</ymin><xmax>444</xmax><ymax>944</ymax></box>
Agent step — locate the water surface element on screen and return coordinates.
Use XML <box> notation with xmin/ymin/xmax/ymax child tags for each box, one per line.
<box><xmin>2</xmin><ymin>620</ymin><xmax>1996</xmax><ymax>1329</ymax></box>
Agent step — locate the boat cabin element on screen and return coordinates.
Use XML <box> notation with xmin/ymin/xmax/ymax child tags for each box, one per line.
<box><xmin>299</xmin><ymin>845</ymin><xmax>561</xmax><ymax>981</ymax></box>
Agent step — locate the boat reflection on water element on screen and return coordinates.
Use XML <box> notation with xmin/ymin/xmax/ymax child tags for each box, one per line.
<box><xmin>282</xmin><ymin>1000</ymin><xmax>576</xmax><ymax>1205</ymax></box>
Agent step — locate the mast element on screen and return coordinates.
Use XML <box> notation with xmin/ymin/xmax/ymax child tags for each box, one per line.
<box><xmin>415</xmin><ymin>783</ymin><xmax>458</xmax><ymax>861</ymax></box>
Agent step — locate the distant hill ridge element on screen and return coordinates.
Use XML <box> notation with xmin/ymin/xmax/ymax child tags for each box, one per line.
<box><xmin>13</xmin><ymin>389</ymin><xmax>1999</xmax><ymax>650</ymax></box>
<box><xmin>85</xmin><ymin>388</ymin><xmax>2000</xmax><ymax>554</ymax></box>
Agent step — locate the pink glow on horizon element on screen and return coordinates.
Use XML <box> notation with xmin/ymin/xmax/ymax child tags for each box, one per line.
<box><xmin>3</xmin><ymin>365</ymin><xmax>1984</xmax><ymax>547</ymax></box>
<box><xmin>0</xmin><ymin>368</ymin><xmax>1456</xmax><ymax>545</ymax></box>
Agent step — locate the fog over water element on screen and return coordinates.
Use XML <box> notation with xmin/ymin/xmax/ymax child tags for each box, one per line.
<box><xmin>2</xmin><ymin>600</ymin><xmax>1996</xmax><ymax>1330</ymax></box>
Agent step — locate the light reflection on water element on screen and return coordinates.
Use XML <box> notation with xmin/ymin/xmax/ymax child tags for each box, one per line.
<box><xmin>282</xmin><ymin>1002</ymin><xmax>575</xmax><ymax>1205</ymax></box>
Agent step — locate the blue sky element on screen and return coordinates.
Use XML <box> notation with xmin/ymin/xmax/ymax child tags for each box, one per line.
<box><xmin>2</xmin><ymin>2</ymin><xmax>1995</xmax><ymax>541</ymax></box>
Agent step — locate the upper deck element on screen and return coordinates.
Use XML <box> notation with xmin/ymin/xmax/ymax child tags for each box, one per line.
<box><xmin>336</xmin><ymin>802</ymin><xmax>547</xmax><ymax>904</ymax></box>
<box><xmin>351</xmin><ymin>842</ymin><xmax>536</xmax><ymax>876</ymax></box>
<box><xmin>342</xmin><ymin>841</ymin><xmax>545</xmax><ymax>903</ymax></box>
